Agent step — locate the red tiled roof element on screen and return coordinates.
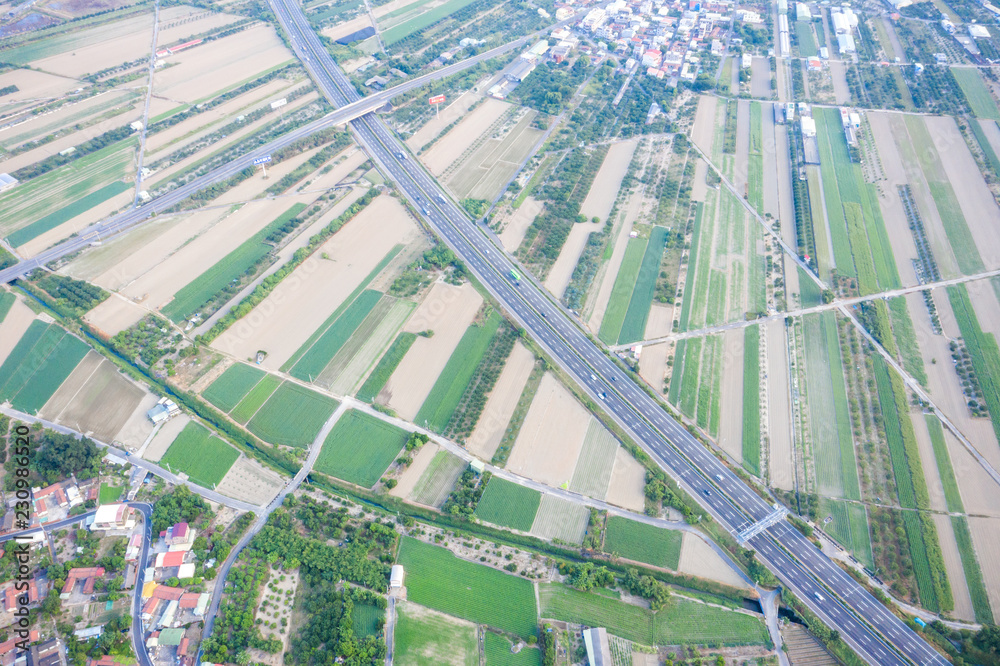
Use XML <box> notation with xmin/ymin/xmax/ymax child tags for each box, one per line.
<box><xmin>178</xmin><ymin>593</ymin><xmax>199</xmax><ymax>609</ymax></box>
<box><xmin>0</xmin><ymin>630</ymin><xmax>38</xmax><ymax>655</ymax></box>
<box><xmin>159</xmin><ymin>551</ymin><xmax>185</xmax><ymax>568</ymax></box>
<box><xmin>152</xmin><ymin>586</ymin><xmax>184</xmax><ymax>601</ymax></box>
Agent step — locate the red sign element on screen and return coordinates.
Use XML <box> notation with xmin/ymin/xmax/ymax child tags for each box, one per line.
<box><xmin>429</xmin><ymin>94</ymin><xmax>446</xmax><ymax>105</ymax></box>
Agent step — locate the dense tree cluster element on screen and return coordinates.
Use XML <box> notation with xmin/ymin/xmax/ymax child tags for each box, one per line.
<box><xmin>441</xmin><ymin>469</ymin><xmax>491</xmax><ymax>517</ymax></box>
<box><xmin>109</xmin><ymin>315</ymin><xmax>175</xmax><ymax>367</ymax></box>
<box><xmin>27</xmin><ymin>430</ymin><xmax>102</xmax><ymax>485</ymax></box>
<box><xmin>290</xmin><ymin>585</ymin><xmax>386</xmax><ymax>665</ymax></box>
<box><xmin>151</xmin><ymin>485</ymin><xmax>211</xmax><ymax>533</ymax></box>
<box><xmin>35</xmin><ymin>274</ymin><xmax>109</xmax><ymax>316</ymax></box>
<box><xmin>515</xmin><ymin>59</ymin><xmax>589</xmax><ymax>115</ymax></box>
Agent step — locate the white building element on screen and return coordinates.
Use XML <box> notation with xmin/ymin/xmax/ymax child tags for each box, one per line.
<box><xmin>741</xmin><ymin>52</ymin><xmax>753</xmax><ymax>68</ymax></box>
<box><xmin>969</xmin><ymin>24</ymin><xmax>991</xmax><ymax>39</ymax></box>
<box><xmin>0</xmin><ymin>173</ymin><xmax>17</xmax><ymax>192</ymax></box>
<box><xmin>801</xmin><ymin>116</ymin><xmax>817</xmax><ymax>136</ymax></box>
<box><xmin>91</xmin><ymin>504</ymin><xmax>136</xmax><ymax>531</ymax></box>
<box><xmin>390</xmin><ymin>565</ymin><xmax>405</xmax><ymax>590</ymax></box>
<box><xmin>796</xmin><ymin>3</ymin><xmax>811</xmax><ymax>21</ymax></box>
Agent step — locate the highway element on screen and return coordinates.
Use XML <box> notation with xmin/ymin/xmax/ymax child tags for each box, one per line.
<box><xmin>267</xmin><ymin>1</ymin><xmax>948</xmax><ymax>663</ymax></box>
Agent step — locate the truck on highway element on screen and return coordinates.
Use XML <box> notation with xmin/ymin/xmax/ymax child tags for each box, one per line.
<box><xmin>509</xmin><ymin>268</ymin><xmax>521</xmax><ymax>282</ymax></box>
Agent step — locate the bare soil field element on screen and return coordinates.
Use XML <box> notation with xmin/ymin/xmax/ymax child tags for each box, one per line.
<box><xmin>213</xmin><ymin>194</ymin><xmax>420</xmax><ymax>368</ymax></box>
<box><xmin>320</xmin><ymin>15</ymin><xmax>371</xmax><ymax>42</ymax></box>
<box><xmin>498</xmin><ymin>196</ymin><xmax>542</xmax><ymax>252</ymax></box>
<box><xmin>717</xmin><ymin>329</ymin><xmax>744</xmax><ymax>463</ymax></box>
<box><xmin>691</xmin><ymin>158</ymin><xmax>709</xmax><ymax>203</ymax></box>
<box><xmin>390</xmin><ymin>442</ymin><xmax>441</xmax><ymax>499</ymax></box>
<box><xmin>19</xmin><ymin>186</ymin><xmax>135</xmax><ymax>258</ymax></box>
<box><xmin>579</xmin><ymin>140</ymin><xmax>637</xmax><ymax>222</ymax></box>
<box><xmin>964</xmin><ymin>278</ymin><xmax>1000</xmax><ymax>350</ymax></box>
<box><xmin>677</xmin><ymin>532</ymin><xmax>749</xmax><ymax>587</ymax></box>
<box><xmin>0</xmin><ymin>68</ymin><xmax>85</xmax><ymax>103</ymax></box>
<box><xmin>645</xmin><ymin>304</ymin><xmax>672</xmax><ymax>339</ymax></box>
<box><xmin>45</xmin><ymin>355</ymin><xmax>146</xmax><ymax>442</ymax></box>
<box><xmin>979</xmin><ymin>119</ymin><xmax>1000</xmax><ymax>158</ymax></box>
<box><xmin>925</xmin><ymin>115</ymin><xmax>1000</xmax><ymax>269</ymax></box>
<box><xmin>765</xmin><ymin>319</ymin><xmax>794</xmax><ymax>490</ymax></box>
<box><xmin>118</xmin><ymin>195</ymin><xmax>313</xmax><ymax>312</ymax></box>
<box><xmin>933</xmin><ymin>513</ymin><xmax>976</xmax><ymax>622</ymax></box>
<box><xmin>152</xmin><ymin>25</ymin><xmax>293</xmax><ymax>103</ymax></box>
<box><xmin>544</xmin><ymin>219</ymin><xmax>601</xmax><ymax>298</ymax></box>
<box><xmin>419</xmin><ymin>98</ymin><xmax>511</xmax><ymax>176</ymax></box>
<box><xmin>505</xmin><ymin>373</ymin><xmax>591</xmax><ymax>488</ymax></box>
<box><xmin>382</xmin><ymin>282</ymin><xmax>483</xmax><ymax>419</ymax></box>
<box><xmin>605</xmin><ymin>447</ymin><xmax>646</xmax><ymax>512</ymax></box>
<box><xmin>0</xmin><ymin>297</ymin><xmax>37</xmax><ymax>365</ymax></box>
<box><xmin>637</xmin><ymin>341</ymin><xmax>669</xmax><ymax>392</ymax></box>
<box><xmin>321</xmin><ymin>298</ymin><xmax>415</xmax><ymax>393</ymax></box>
<box><xmin>216</xmin><ymin>456</ymin><xmax>284</xmax><ymax>505</ymax></box>
<box><xmin>968</xmin><ymin>516</ymin><xmax>1000</xmax><ymax>619</ymax></box>
<box><xmin>750</xmin><ymin>57</ymin><xmax>771</xmax><ymax>99</ymax></box>
<box><xmin>465</xmin><ymin>341</ymin><xmax>534</xmax><ymax>460</ymax></box>
<box><xmin>406</xmin><ymin>91</ymin><xmax>481</xmax><ymax>151</ymax></box>
<box><xmin>829</xmin><ymin>61</ymin><xmax>851</xmax><ymax>104</ymax></box>
<box><xmin>1</xmin><ymin>90</ymin><xmax>138</xmax><ymax>150</ymax></box>
<box><xmin>301</xmin><ymin>148</ymin><xmax>368</xmax><ymax>191</ymax></box>
<box><xmin>84</xmin><ymin>294</ymin><xmax>149</xmax><ymax>337</ymax></box>
<box><xmin>945</xmin><ymin>425</ymin><xmax>1000</xmax><ymax>518</ymax></box>
<box><xmin>38</xmin><ymin>351</ymin><xmax>104</xmax><ymax>421</ymax></box>
<box><xmin>142</xmin><ymin>414</ymin><xmax>191</xmax><ymax>462</ymax></box>
<box><xmin>113</xmin><ymin>392</ymin><xmax>159</xmax><ymax>450</ymax></box>
<box><xmin>690</xmin><ymin>95</ymin><xmax>718</xmax><ymax>156</ymax></box>
<box><xmin>568</xmin><ymin>419</ymin><xmax>618</xmax><ymax>499</ymax></box>
<box><xmin>447</xmin><ymin>111</ymin><xmax>542</xmax><ymax>201</ymax></box>
<box><xmin>530</xmin><ymin>495</ymin><xmax>589</xmax><ymax>544</ymax></box>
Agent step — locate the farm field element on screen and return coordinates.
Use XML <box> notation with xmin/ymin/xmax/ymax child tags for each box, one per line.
<box><xmin>215</xmin><ymin>456</ymin><xmax>285</xmax><ymax>506</ymax></box>
<box><xmin>382</xmin><ymin>282</ymin><xmax>483</xmax><ymax>420</ymax></box>
<box><xmin>820</xmin><ymin>499</ymin><xmax>874</xmax><ymax>569</ymax></box>
<box><xmin>447</xmin><ymin>110</ymin><xmax>543</xmax><ymax>201</ymax></box>
<box><xmin>380</xmin><ymin>0</ymin><xmax>482</xmax><ymax>45</ymax></box>
<box><xmin>529</xmin><ymin>495</ymin><xmax>589</xmax><ymax>544</ymax></box>
<box><xmin>211</xmin><ymin>195</ymin><xmax>420</xmax><ymax>370</ymax></box>
<box><xmin>356</xmin><ymin>332</ymin><xmax>417</xmax><ymax>403</ymax></box>
<box><xmin>484</xmin><ymin>632</ymin><xmax>542</xmax><ymax>666</ymax></box>
<box><xmin>568</xmin><ymin>419</ymin><xmax>619</xmax><ymax>499</ymax></box>
<box><xmin>0</xmin><ymin>322</ymin><xmax>89</xmax><ymax>415</ymax></box>
<box><xmin>951</xmin><ymin>68</ymin><xmax>1000</xmax><ymax>121</ymax></box>
<box><xmin>465</xmin><ymin>341</ymin><xmax>534</xmax><ymax>460</ymax></box>
<box><xmin>38</xmin><ymin>351</ymin><xmax>146</xmax><ymax>443</ymax></box>
<box><xmin>289</xmin><ymin>289</ymin><xmax>384</xmax><ymax>382</ymax></box>
<box><xmin>396</xmin><ymin>537</ymin><xmax>538</xmax><ymax>639</ymax></box>
<box><xmin>394</xmin><ymin>601</ymin><xmax>479</xmax><ymax>666</ymax></box>
<box><xmin>246</xmin><ymin>382</ymin><xmax>338</xmax><ymax>448</ymax></box>
<box><xmin>321</xmin><ymin>298</ymin><xmax>415</xmax><ymax>395</ymax></box>
<box><xmin>598</xmin><ymin>238</ymin><xmax>646</xmax><ymax>344</ymax></box>
<box><xmin>603</xmin><ymin>517</ymin><xmax>682</xmax><ymax>570</ymax></box>
<box><xmin>230</xmin><ymin>374</ymin><xmax>283</xmax><ymax>424</ymax></box>
<box><xmin>160</xmin><ymin>422</ymin><xmax>239</xmax><ymax>488</ymax></box>
<box><xmin>617</xmin><ymin>226</ymin><xmax>667</xmax><ymax>344</ymax></box>
<box><xmin>538</xmin><ymin>583</ymin><xmax>768</xmax><ymax>646</ymax></box>
<box><xmin>474</xmin><ymin>477</ymin><xmax>542</xmax><ymax>532</ymax></box>
<box><xmin>420</xmin><ymin>99</ymin><xmax>512</xmax><ymax>176</ymax></box>
<box><xmin>390</xmin><ymin>443</ymin><xmax>439</xmax><ymax>500</ymax></box>
<box><xmin>407</xmin><ymin>450</ymin><xmax>467</xmax><ymax>507</ymax></box>
<box><xmin>314</xmin><ymin>409</ymin><xmax>408</xmax><ymax>487</ymax></box>
<box><xmin>83</xmin><ymin>296</ymin><xmax>148</xmax><ymax>337</ymax></box>
<box><xmin>579</xmin><ymin>140</ymin><xmax>638</xmax><ymax>222</ymax></box>
<box><xmin>415</xmin><ymin>311</ymin><xmax>503</xmax><ymax>432</ymax></box>
<box><xmin>506</xmin><ymin>373</ymin><xmax>591</xmax><ymax>488</ymax></box>
<box><xmin>202</xmin><ymin>363</ymin><xmax>266</xmax><ymax>413</ymax></box>
<box><xmin>677</xmin><ymin>533</ymin><xmax>750</xmax><ymax>588</ymax></box>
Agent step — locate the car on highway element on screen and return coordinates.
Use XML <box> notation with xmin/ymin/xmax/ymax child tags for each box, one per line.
<box><xmin>715</xmin><ymin>473</ymin><xmax>723</xmax><ymax>482</ymax></box>
<box><xmin>397</xmin><ymin>151</ymin><xmax>407</xmax><ymax>160</ymax></box>
<box><xmin>702</xmin><ymin>488</ymin><xmax>711</xmax><ymax>496</ymax></box>
<box><xmin>814</xmin><ymin>592</ymin><xmax>825</xmax><ymax>602</ymax></box>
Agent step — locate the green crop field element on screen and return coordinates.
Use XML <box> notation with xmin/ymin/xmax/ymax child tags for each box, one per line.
<box><xmin>618</xmin><ymin>226</ymin><xmax>667</xmax><ymax>344</ymax></box>
<box><xmin>315</xmin><ymin>410</ymin><xmax>408</xmax><ymax>487</ymax></box>
<box><xmin>742</xmin><ymin>325</ymin><xmax>761</xmax><ymax>476</ymax></box>
<box><xmin>568</xmin><ymin>420</ymin><xmax>618</xmax><ymax>498</ymax></box>
<box><xmin>282</xmin><ymin>245</ymin><xmax>403</xmax><ymax>372</ymax></box>
<box><xmin>8</xmin><ymin>331</ymin><xmax>88</xmax><ymax>414</ymax></box>
<box><xmin>352</xmin><ymin>603</ymin><xmax>384</xmax><ymax>638</ymax></box>
<box><xmin>675</xmin><ymin>203</ymin><xmax>704</xmax><ymax>332</ymax></box>
<box><xmin>397</xmin><ymin>536</ymin><xmax>538</xmax><ymax>638</ymax></box>
<box><xmin>970</xmin><ymin>120</ymin><xmax>1000</xmax><ymax>176</ymax></box>
<box><xmin>160</xmin><ymin>422</ymin><xmax>239</xmax><ymax>488</ymax></box>
<box><xmin>814</xmin><ymin>112</ymin><xmax>856</xmax><ymax>280</ymax></box>
<box><xmin>162</xmin><ymin>204</ymin><xmax>307</xmax><ymax>323</ymax></box>
<box><xmin>0</xmin><ymin>11</ymin><xmax>154</xmax><ymax>64</ymax></box>
<box><xmin>948</xmin><ymin>286</ymin><xmax>1000</xmax><ymax>443</ymax></box>
<box><xmin>924</xmin><ymin>416</ymin><xmax>962</xmax><ymax>513</ymax></box>
<box><xmin>599</xmin><ymin>238</ymin><xmax>647</xmax><ymax>343</ymax></box>
<box><xmin>0</xmin><ymin>293</ymin><xmax>14</xmax><ymax>322</ymax></box>
<box><xmin>795</xmin><ymin>21</ymin><xmax>817</xmax><ymax>57</ymax></box>
<box><xmin>99</xmin><ymin>483</ymin><xmax>122</xmax><ymax>504</ymax></box>
<box><xmin>394</xmin><ymin>601</ymin><xmax>479</xmax><ymax>666</ymax></box>
<box><xmin>952</xmin><ymin>516</ymin><xmax>994</xmax><ymax>624</ymax></box>
<box><xmin>602</xmin><ymin>517</ymin><xmax>682</xmax><ymax>570</ymax></box>
<box><xmin>382</xmin><ymin>0</ymin><xmax>482</xmax><ymax>44</ymax></box>
<box><xmin>247</xmin><ymin>381</ymin><xmax>338</xmax><ymax>448</ymax></box>
<box><xmin>485</xmin><ymin>632</ymin><xmax>542</xmax><ymax>666</ymax></box>
<box><xmin>410</xmin><ymin>451</ymin><xmax>467</xmax><ymax>507</ymax></box>
<box><xmin>8</xmin><ymin>181</ymin><xmax>131</xmax><ymax>248</ymax></box>
<box><xmin>474</xmin><ymin>477</ymin><xmax>541</xmax><ymax>532</ymax></box>
<box><xmin>0</xmin><ymin>321</ymin><xmax>49</xmax><ymax>395</ymax></box>
<box><xmin>357</xmin><ymin>332</ymin><xmax>417</xmax><ymax>402</ymax></box>
<box><xmin>823</xmin><ymin>313</ymin><xmax>860</xmax><ymax>501</ymax></box>
<box><xmin>230</xmin><ymin>374</ymin><xmax>282</xmax><ymax>424</ymax></box>
<box><xmin>952</xmin><ymin>67</ymin><xmax>1000</xmax><ymax>120</ymax></box>
<box><xmin>539</xmin><ymin>583</ymin><xmax>767</xmax><ymax>646</ymax></box>
<box><xmin>291</xmin><ymin>290</ymin><xmax>384</xmax><ymax>382</ymax></box>
<box><xmin>888</xmin><ymin>297</ymin><xmax>927</xmax><ymax>388</ymax></box>
<box><xmin>821</xmin><ymin>498</ymin><xmax>873</xmax><ymax>568</ymax></box>
<box><xmin>320</xmin><ymin>297</ymin><xmax>415</xmax><ymax>394</ymax></box>
<box><xmin>415</xmin><ymin>311</ymin><xmax>502</xmax><ymax>432</ymax></box>
<box><xmin>203</xmin><ymin>363</ymin><xmax>266</xmax><ymax>412</ymax></box>
<box><xmin>748</xmin><ymin>103</ymin><xmax>763</xmax><ymax>213</ymax></box>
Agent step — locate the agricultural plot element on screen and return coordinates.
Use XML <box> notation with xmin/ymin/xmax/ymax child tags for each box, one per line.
<box><xmin>160</xmin><ymin>422</ymin><xmax>239</xmax><ymax>488</ymax></box>
<box><xmin>352</xmin><ymin>603</ymin><xmax>383</xmax><ymax>638</ymax></box>
<box><xmin>394</xmin><ymin>601</ymin><xmax>479</xmax><ymax>666</ymax></box>
<box><xmin>529</xmin><ymin>495</ymin><xmax>589</xmax><ymax>544</ymax></box>
<box><xmin>820</xmin><ymin>498</ymin><xmax>873</xmax><ymax>569</ymax></box>
<box><xmin>408</xmin><ymin>450</ymin><xmax>467</xmax><ymax>507</ymax></box>
<box><xmin>0</xmin><ymin>323</ymin><xmax>89</xmax><ymax>415</ymax></box>
<box><xmin>290</xmin><ymin>289</ymin><xmax>384</xmax><ymax>382</ymax></box>
<box><xmin>202</xmin><ymin>363</ymin><xmax>266</xmax><ymax>413</ymax></box>
<box><xmin>314</xmin><ymin>409</ymin><xmax>408</xmax><ymax>487</ymax></box>
<box><xmin>99</xmin><ymin>484</ymin><xmax>123</xmax><ymax>504</ymax></box>
<box><xmin>742</xmin><ymin>326</ymin><xmax>761</xmax><ymax>476</ymax></box>
<box><xmin>396</xmin><ymin>536</ymin><xmax>538</xmax><ymax>639</ymax></box>
<box><xmin>356</xmin><ymin>332</ymin><xmax>417</xmax><ymax>402</ymax></box>
<box><xmin>415</xmin><ymin>311</ymin><xmax>503</xmax><ymax>432</ymax></box>
<box><xmin>447</xmin><ymin>111</ymin><xmax>543</xmax><ymax>201</ymax></box>
<box><xmin>474</xmin><ymin>477</ymin><xmax>541</xmax><ymax>532</ymax></box>
<box><xmin>0</xmin><ymin>293</ymin><xmax>15</xmax><ymax>322</ymax></box>
<box><xmin>484</xmin><ymin>632</ymin><xmax>542</xmax><ymax>666</ymax></box>
<box><xmin>247</xmin><ymin>382</ymin><xmax>338</xmax><ymax>448</ymax></box>
<box><xmin>162</xmin><ymin>204</ymin><xmax>307</xmax><ymax>323</ymax></box>
<box><xmin>568</xmin><ymin>419</ymin><xmax>619</xmax><ymax>499</ymax></box>
<box><xmin>617</xmin><ymin>226</ymin><xmax>667</xmax><ymax>344</ymax></box>
<box><xmin>380</xmin><ymin>0</ymin><xmax>482</xmax><ymax>44</ymax></box>
<box><xmin>952</xmin><ymin>68</ymin><xmax>1000</xmax><ymax>121</ymax></box>
<box><xmin>230</xmin><ymin>374</ymin><xmax>283</xmax><ymax>424</ymax></box>
<box><xmin>598</xmin><ymin>238</ymin><xmax>646</xmax><ymax>344</ymax></box>
<box><xmin>603</xmin><ymin>517</ymin><xmax>682</xmax><ymax>570</ymax></box>
<box><xmin>320</xmin><ymin>298</ymin><xmax>415</xmax><ymax>395</ymax></box>
<box><xmin>466</xmin><ymin>341</ymin><xmax>535</xmax><ymax>461</ymax></box>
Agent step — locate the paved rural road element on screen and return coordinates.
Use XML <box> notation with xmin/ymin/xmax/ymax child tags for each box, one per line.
<box><xmin>265</xmin><ymin>2</ymin><xmax>947</xmax><ymax>662</ymax></box>
<box><xmin>126</xmin><ymin>503</ymin><xmax>155</xmax><ymax>666</ymax></box>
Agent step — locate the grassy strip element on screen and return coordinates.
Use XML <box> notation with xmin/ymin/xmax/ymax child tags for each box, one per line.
<box><xmin>887</xmin><ymin>297</ymin><xmax>927</xmax><ymax>388</ymax></box>
<box><xmin>230</xmin><ymin>374</ymin><xmax>282</xmax><ymax>424</ymax></box>
<box><xmin>824</xmin><ymin>313</ymin><xmax>860</xmax><ymax>501</ymax></box>
<box><xmin>0</xmin><ymin>292</ymin><xmax>15</xmax><ymax>322</ymax></box>
<box><xmin>162</xmin><ymin>204</ymin><xmax>308</xmax><ymax>323</ymax></box>
<box><xmin>356</xmin><ymin>332</ymin><xmax>417</xmax><ymax>402</ymax></box>
<box><xmin>742</xmin><ymin>326</ymin><xmax>760</xmax><ymax>476</ymax></box>
<box><xmin>969</xmin><ymin>119</ymin><xmax>1000</xmax><ymax>176</ymax></box>
<box><xmin>474</xmin><ymin>477</ymin><xmax>542</xmax><ymax>531</ymax></box>
<box><xmin>923</xmin><ymin>416</ymin><xmax>962</xmax><ymax>513</ymax></box>
<box><xmin>416</xmin><ymin>311</ymin><xmax>503</xmax><ymax>432</ymax></box>
<box><xmin>8</xmin><ymin>181</ymin><xmax>131</xmax><ymax>248</ymax></box>
<box><xmin>290</xmin><ymin>290</ymin><xmax>383</xmax><ymax>382</ymax></box>
<box><xmin>599</xmin><ymin>238</ymin><xmax>647</xmax><ymax>343</ymax></box>
<box><xmin>677</xmin><ymin>337</ymin><xmax>702</xmax><ymax>418</ymax></box>
<box><xmin>951</xmin><ymin>516</ymin><xmax>994</xmax><ymax>624</ymax></box>
<box><xmin>795</xmin><ymin>21</ymin><xmax>817</xmax><ymax>57</ymax></box>
<box><xmin>382</xmin><ymin>0</ymin><xmax>484</xmax><ymax>44</ymax></box>
<box><xmin>513</xmin><ymin>155</ymin><xmax>555</xmax><ymax>208</ymax></box>
<box><xmin>280</xmin><ymin>244</ymin><xmax>402</xmax><ymax>371</ymax></box>
<box><xmin>947</xmin><ymin>285</ymin><xmax>1000</xmax><ymax>444</ymax></box>
<box><xmin>951</xmin><ymin>67</ymin><xmax>1000</xmax><ymax>120</ymax></box>
<box><xmin>618</xmin><ymin>226</ymin><xmax>666</xmax><ymax>344</ymax></box>
<box><xmin>676</xmin><ymin>202</ymin><xmax>704</xmax><ymax>332</ymax></box>
<box><xmin>603</xmin><ymin>516</ymin><xmax>682</xmax><ymax>570</ymax></box>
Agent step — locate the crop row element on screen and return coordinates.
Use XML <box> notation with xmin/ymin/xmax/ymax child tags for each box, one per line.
<box><xmin>599</xmin><ymin>238</ymin><xmax>647</xmax><ymax>344</ymax></box>
<box><xmin>291</xmin><ymin>290</ymin><xmax>384</xmax><ymax>382</ymax></box>
<box><xmin>315</xmin><ymin>410</ymin><xmax>408</xmax><ymax>488</ymax></box>
<box><xmin>603</xmin><ymin>517</ymin><xmax>682</xmax><ymax>570</ymax></box>
<box><xmin>951</xmin><ymin>516</ymin><xmax>994</xmax><ymax>624</ymax></box>
<box><xmin>203</xmin><ymin>363</ymin><xmax>266</xmax><ymax>413</ymax></box>
<box><xmin>742</xmin><ymin>326</ymin><xmax>761</xmax><ymax>476</ymax></box>
<box><xmin>474</xmin><ymin>477</ymin><xmax>541</xmax><ymax>532</ymax></box>
<box><xmin>356</xmin><ymin>332</ymin><xmax>417</xmax><ymax>403</ymax></box>
<box><xmin>618</xmin><ymin>226</ymin><xmax>668</xmax><ymax>344</ymax></box>
<box><xmin>947</xmin><ymin>286</ymin><xmax>1000</xmax><ymax>443</ymax></box>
